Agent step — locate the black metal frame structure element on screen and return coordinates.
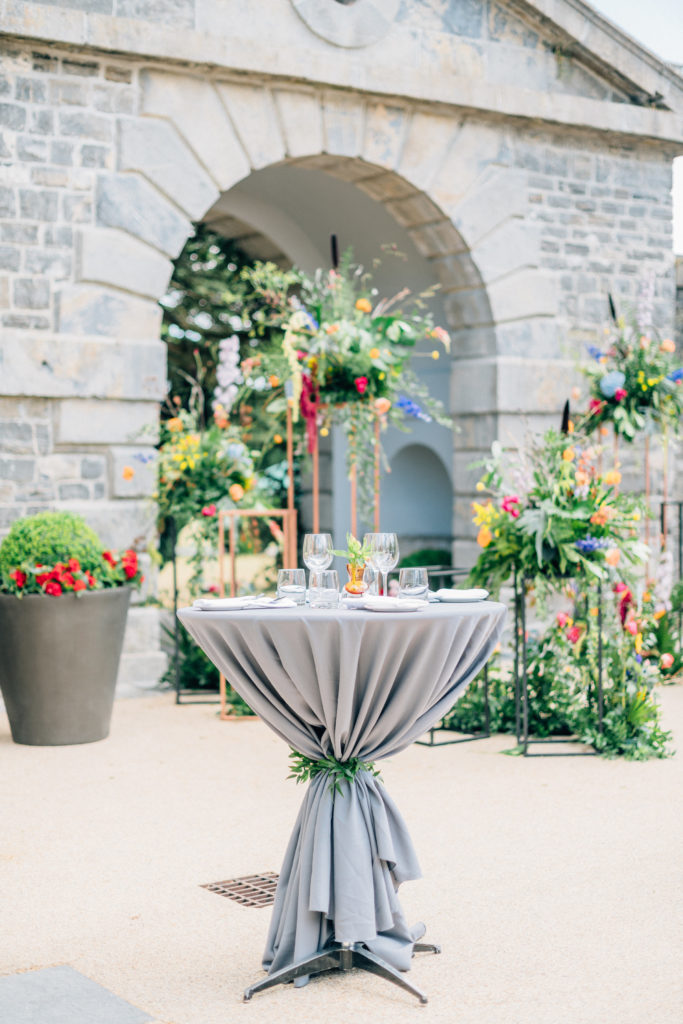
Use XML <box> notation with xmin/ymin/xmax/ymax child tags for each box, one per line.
<box><xmin>243</xmin><ymin>940</ymin><xmax>441</xmax><ymax>1004</ymax></box>
<box><xmin>513</xmin><ymin>571</ymin><xmax>603</xmax><ymax>757</ymax></box>
<box><xmin>659</xmin><ymin>499</ymin><xmax>683</xmax><ymax>653</ymax></box>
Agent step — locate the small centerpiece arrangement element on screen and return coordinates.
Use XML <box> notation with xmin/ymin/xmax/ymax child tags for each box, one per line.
<box><xmin>332</xmin><ymin>533</ymin><xmax>372</xmax><ymax>596</ymax></box>
<box><xmin>0</xmin><ymin>510</ymin><xmax>144</xmax><ymax>746</ymax></box>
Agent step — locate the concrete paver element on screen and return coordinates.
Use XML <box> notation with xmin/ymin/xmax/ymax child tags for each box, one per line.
<box><xmin>1</xmin><ymin>688</ymin><xmax>682</xmax><ymax>1024</ymax></box>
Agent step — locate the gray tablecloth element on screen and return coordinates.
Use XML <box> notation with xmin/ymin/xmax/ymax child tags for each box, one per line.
<box><xmin>178</xmin><ymin>601</ymin><xmax>506</xmax><ymax>980</ymax></box>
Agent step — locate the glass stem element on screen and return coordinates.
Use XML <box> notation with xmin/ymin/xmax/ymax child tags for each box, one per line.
<box><xmin>382</xmin><ymin>571</ymin><xmax>388</xmax><ymax>596</ymax></box>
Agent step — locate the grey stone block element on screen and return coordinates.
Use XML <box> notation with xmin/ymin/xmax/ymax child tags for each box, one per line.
<box><xmin>51</xmin><ymin>140</ymin><xmax>74</xmax><ymax>165</ymax></box>
<box><xmin>58</xmin><ymin>482</ymin><xmax>90</xmax><ymax>499</ymax></box>
<box><xmin>29</xmin><ymin>109</ymin><xmax>54</xmax><ymax>134</ymax></box>
<box><xmin>19</xmin><ymin>189</ymin><xmax>58</xmax><ymax>222</ymax></box>
<box><xmin>25</xmin><ymin>249</ymin><xmax>72</xmax><ymax>277</ymax></box>
<box><xmin>31</xmin><ymin>53</ymin><xmax>59</xmax><ymax>74</ymax></box>
<box><xmin>50</xmin><ymin>79</ymin><xmax>89</xmax><ymax>106</ymax></box>
<box><xmin>82</xmin><ymin>456</ymin><xmax>104</xmax><ymax>478</ymax></box>
<box><xmin>0</xmin><ymin>965</ymin><xmax>152</xmax><ymax>1024</ymax></box>
<box><xmin>81</xmin><ymin>143</ymin><xmax>109</xmax><ymax>167</ymax></box>
<box><xmin>2</xmin><ymin>313</ymin><xmax>51</xmax><ymax>329</ymax></box>
<box><xmin>62</xmin><ymin>193</ymin><xmax>93</xmax><ymax>222</ymax></box>
<box><xmin>0</xmin><ymin>187</ymin><xmax>16</xmax><ymax>218</ymax></box>
<box><xmin>15</xmin><ymin>77</ymin><xmax>47</xmax><ymax>103</ymax></box>
<box><xmin>17</xmin><ymin>136</ymin><xmax>49</xmax><ymax>162</ymax></box>
<box><xmin>31</xmin><ymin>166</ymin><xmax>70</xmax><ymax>187</ymax></box>
<box><xmin>105</xmin><ymin>66</ymin><xmax>133</xmax><ymax>83</ymax></box>
<box><xmin>96</xmin><ymin>173</ymin><xmax>191</xmax><ymax>257</ymax></box>
<box><xmin>0</xmin><ymin>246</ymin><xmax>20</xmax><ymax>271</ymax></box>
<box><xmin>59</xmin><ymin>110</ymin><xmax>113</xmax><ymax>142</ymax></box>
<box><xmin>0</xmin><ymin>103</ymin><xmax>26</xmax><ymax>130</ymax></box>
<box><xmin>62</xmin><ymin>58</ymin><xmax>100</xmax><ymax>76</ymax></box>
<box><xmin>0</xmin><ymin>458</ymin><xmax>35</xmax><ymax>482</ymax></box>
<box><xmin>0</xmin><ymin>422</ymin><xmax>33</xmax><ymax>453</ymax></box>
<box><xmin>13</xmin><ymin>278</ymin><xmax>50</xmax><ymax>309</ymax></box>
<box><xmin>35</xmin><ymin>424</ymin><xmax>50</xmax><ymax>455</ymax></box>
<box><xmin>92</xmin><ymin>83</ymin><xmax>134</xmax><ymax>114</ymax></box>
<box><xmin>117</xmin><ymin>0</ymin><xmax>194</xmax><ymax>25</ymax></box>
<box><xmin>43</xmin><ymin>225</ymin><xmax>73</xmax><ymax>247</ymax></box>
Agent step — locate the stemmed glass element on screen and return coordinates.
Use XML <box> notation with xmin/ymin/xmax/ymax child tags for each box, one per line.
<box><xmin>364</xmin><ymin>533</ymin><xmax>399</xmax><ymax>597</ymax></box>
<box><xmin>302</xmin><ymin>533</ymin><xmax>333</xmax><ymax>575</ymax></box>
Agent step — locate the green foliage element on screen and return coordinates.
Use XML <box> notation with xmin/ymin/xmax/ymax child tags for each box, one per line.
<box><xmin>0</xmin><ymin>511</ymin><xmax>104</xmax><ymax>574</ymax></box>
<box><xmin>287</xmin><ymin>749</ymin><xmax>381</xmax><ymax>795</ymax></box>
<box><xmin>162</xmin><ymin>622</ymin><xmax>253</xmax><ymax>714</ymax></box>
<box><xmin>399</xmin><ymin>547</ymin><xmax>453</xmax><ymax>589</ymax></box>
<box><xmin>332</xmin><ymin>532</ymin><xmax>372</xmax><ymax>568</ymax></box>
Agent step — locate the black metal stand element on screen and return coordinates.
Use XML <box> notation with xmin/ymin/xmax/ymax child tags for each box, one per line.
<box><xmin>514</xmin><ymin>573</ymin><xmax>603</xmax><ymax>757</ymax></box>
<box><xmin>243</xmin><ymin>940</ymin><xmax>440</xmax><ymax>1004</ymax></box>
<box><xmin>171</xmin><ymin>516</ymin><xmax>220</xmax><ymax>706</ymax></box>
<box><xmin>415</xmin><ymin>665</ymin><xmax>490</xmax><ymax>746</ymax></box>
<box><xmin>660</xmin><ymin>500</ymin><xmax>683</xmax><ymax>654</ymax></box>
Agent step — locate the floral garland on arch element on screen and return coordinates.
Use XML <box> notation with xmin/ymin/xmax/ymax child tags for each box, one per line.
<box><xmin>254</xmin><ymin>249</ymin><xmax>452</xmax><ymax>522</ymax></box>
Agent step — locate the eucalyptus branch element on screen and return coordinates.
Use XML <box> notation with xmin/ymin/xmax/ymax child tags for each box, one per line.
<box><xmin>288</xmin><ymin>749</ymin><xmax>381</xmax><ymax>795</ymax></box>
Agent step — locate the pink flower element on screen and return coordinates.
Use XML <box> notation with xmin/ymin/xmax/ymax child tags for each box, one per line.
<box><xmin>625</xmin><ymin>619</ymin><xmax>638</xmax><ymax>636</ymax></box>
<box><xmin>614</xmin><ymin>387</ymin><xmax>627</xmax><ymax>402</ymax></box>
<box><xmin>660</xmin><ymin>653</ymin><xmax>674</xmax><ymax>670</ymax></box>
<box><xmin>567</xmin><ymin>626</ymin><xmax>581</xmax><ymax>644</ymax></box>
<box><xmin>201</xmin><ymin>504</ymin><xmax>217</xmax><ymax>517</ymax></box>
<box><xmin>556</xmin><ymin>612</ymin><xmax>569</xmax><ymax>628</ymax></box>
<box><xmin>354</xmin><ymin>376</ymin><xmax>368</xmax><ymax>395</ymax></box>
<box><xmin>589</xmin><ymin>398</ymin><xmax>604</xmax><ymax>414</ymax></box>
<box><xmin>501</xmin><ymin>495</ymin><xmax>521</xmax><ymax>518</ymax></box>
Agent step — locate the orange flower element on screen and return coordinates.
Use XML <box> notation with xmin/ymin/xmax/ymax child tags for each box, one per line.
<box><xmin>374</xmin><ymin>397</ymin><xmax>391</xmax><ymax>416</ymax></box>
<box><xmin>575</xmin><ymin>470</ymin><xmax>589</xmax><ymax>487</ymax></box>
<box><xmin>273</xmin><ymin>434</ymin><xmax>283</xmax><ymax>444</ymax></box>
<box><xmin>639</xmin><ymin>336</ymin><xmax>650</xmax><ymax>350</ymax></box>
<box><xmin>268</xmin><ymin>374</ymin><xmax>280</xmax><ymax>387</ymax></box>
<box><xmin>229</xmin><ymin>483</ymin><xmax>244</xmax><ymax>502</ymax></box>
<box><xmin>369</xmin><ymin>348</ymin><xmax>380</xmax><ymax>360</ymax></box>
<box><xmin>122</xmin><ymin>465</ymin><xmax>135</xmax><ymax>481</ymax></box>
<box><xmin>604</xmin><ymin>469</ymin><xmax>621</xmax><ymax>486</ymax></box>
<box><xmin>477</xmin><ymin>525</ymin><xmax>492</xmax><ymax>548</ymax></box>
<box><xmin>325</xmin><ymin>323</ymin><xmax>339</xmax><ymax>334</ymax></box>
<box><xmin>571</xmin><ymin>386</ymin><xmax>581</xmax><ymax>400</ymax></box>
<box><xmin>355</xmin><ymin>298</ymin><xmax>372</xmax><ymax>313</ymax></box>
<box><xmin>605</xmin><ymin>548</ymin><xmax>621</xmax><ymax>567</ymax></box>
<box><xmin>562</xmin><ymin>447</ymin><xmax>575</xmax><ymax>462</ymax></box>
<box><xmin>654</xmin><ymin>608</ymin><xmax>666</xmax><ymax>620</ymax></box>
<box><xmin>167</xmin><ymin>417</ymin><xmax>183</xmax><ymax>432</ymax></box>
<box><xmin>600</xmin><ymin>426</ymin><xmax>609</xmax><ymax>436</ymax></box>
<box><xmin>660</xmin><ymin>338</ymin><xmax>675</xmax><ymax>353</ymax></box>
<box><xmin>590</xmin><ymin>506</ymin><xmax>614</xmax><ymax>526</ymax></box>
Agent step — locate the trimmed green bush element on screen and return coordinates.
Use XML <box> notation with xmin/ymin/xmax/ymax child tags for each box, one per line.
<box><xmin>0</xmin><ymin>511</ymin><xmax>104</xmax><ymax>575</ymax></box>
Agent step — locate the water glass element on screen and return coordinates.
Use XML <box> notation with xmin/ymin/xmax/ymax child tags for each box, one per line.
<box><xmin>364</xmin><ymin>532</ymin><xmax>399</xmax><ymax>596</ymax></box>
<box><xmin>277</xmin><ymin>568</ymin><xmax>306</xmax><ymax>605</ymax></box>
<box><xmin>398</xmin><ymin>567</ymin><xmax>429</xmax><ymax>602</ymax></box>
<box><xmin>308</xmin><ymin>569</ymin><xmax>340</xmax><ymax>609</ymax></box>
<box><xmin>302</xmin><ymin>533</ymin><xmax>333</xmax><ymax>571</ymax></box>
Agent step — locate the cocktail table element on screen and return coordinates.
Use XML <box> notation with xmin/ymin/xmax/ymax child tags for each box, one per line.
<box><xmin>178</xmin><ymin>601</ymin><xmax>506</xmax><ymax>1003</ymax></box>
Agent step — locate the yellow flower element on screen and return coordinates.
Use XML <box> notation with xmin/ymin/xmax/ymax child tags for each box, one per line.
<box><xmin>562</xmin><ymin>447</ymin><xmax>575</xmax><ymax>462</ymax></box>
<box><xmin>604</xmin><ymin>469</ymin><xmax>621</xmax><ymax>486</ymax></box>
<box><xmin>632</xmin><ymin>510</ymin><xmax>641</xmax><ymax>521</ymax></box>
<box><xmin>643</xmin><ymin>591</ymin><xmax>651</xmax><ymax>602</ymax></box>
<box><xmin>660</xmin><ymin>338</ymin><xmax>675</xmax><ymax>353</ymax></box>
<box><xmin>378</xmin><ymin>372</ymin><xmax>385</xmax><ymax>380</ymax></box>
<box><xmin>355</xmin><ymin>298</ymin><xmax>372</xmax><ymax>313</ymax></box>
<box><xmin>431</xmin><ymin>350</ymin><xmax>440</xmax><ymax>360</ymax></box>
<box><xmin>589</xmin><ymin>607</ymin><xmax>599</xmax><ymax>617</ymax></box>
<box><xmin>477</xmin><ymin>525</ymin><xmax>492</xmax><ymax>548</ymax></box>
<box><xmin>472</xmin><ymin>501</ymin><xmax>495</xmax><ymax>526</ymax></box>
<box><xmin>369</xmin><ymin>347</ymin><xmax>380</xmax><ymax>360</ymax></box>
<box><xmin>475</xmin><ymin>481</ymin><xmax>485</xmax><ymax>492</ymax></box>
<box><xmin>320</xmin><ymin>427</ymin><xmax>329</xmax><ymax>437</ymax></box>
<box><xmin>122</xmin><ymin>465</ymin><xmax>134</xmax><ymax>481</ymax></box>
<box><xmin>647</xmin><ymin>377</ymin><xmax>658</xmax><ymax>387</ymax></box>
<box><xmin>635</xmin><ymin>632</ymin><xmax>643</xmax><ymax>655</ymax></box>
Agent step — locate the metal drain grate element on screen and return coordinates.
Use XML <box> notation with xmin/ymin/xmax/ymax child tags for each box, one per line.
<box><xmin>201</xmin><ymin>872</ymin><xmax>279</xmax><ymax>907</ymax></box>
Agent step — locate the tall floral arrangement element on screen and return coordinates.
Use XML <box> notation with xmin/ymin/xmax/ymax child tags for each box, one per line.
<box><xmin>468</xmin><ymin>429</ymin><xmax>646</xmax><ymax>593</ymax></box>
<box><xmin>255</xmin><ymin>249</ymin><xmax>452</xmax><ymax>521</ymax></box>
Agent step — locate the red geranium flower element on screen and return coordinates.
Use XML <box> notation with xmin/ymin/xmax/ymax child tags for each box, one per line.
<box><xmin>354</xmin><ymin>376</ymin><xmax>368</xmax><ymax>395</ymax></box>
<box><xmin>60</xmin><ymin>572</ymin><xmax>76</xmax><ymax>588</ymax></box>
<box><xmin>68</xmin><ymin>558</ymin><xmax>81</xmax><ymax>572</ymax></box>
<box><xmin>9</xmin><ymin>569</ymin><xmax>27</xmax><ymax>588</ymax></box>
<box><xmin>614</xmin><ymin>388</ymin><xmax>627</xmax><ymax>402</ymax></box>
<box><xmin>122</xmin><ymin>550</ymin><xmax>138</xmax><ymax>579</ymax></box>
<box><xmin>588</xmin><ymin>399</ymin><xmax>603</xmax><ymax>414</ymax></box>
<box><xmin>85</xmin><ymin>572</ymin><xmax>97</xmax><ymax>588</ymax></box>
<box><xmin>44</xmin><ymin>580</ymin><xmax>62</xmax><ymax>597</ymax></box>
<box><xmin>567</xmin><ymin>625</ymin><xmax>581</xmax><ymax>644</ymax></box>
<box><xmin>103</xmin><ymin>551</ymin><xmax>117</xmax><ymax>567</ymax></box>
<box><xmin>36</xmin><ymin>571</ymin><xmax>51</xmax><ymax>586</ymax></box>
<box><xmin>73</xmin><ymin>579</ymin><xmax>87</xmax><ymax>592</ymax></box>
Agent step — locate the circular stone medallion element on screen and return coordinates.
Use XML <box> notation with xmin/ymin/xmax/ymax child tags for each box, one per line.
<box><xmin>291</xmin><ymin>0</ymin><xmax>400</xmax><ymax>48</ymax></box>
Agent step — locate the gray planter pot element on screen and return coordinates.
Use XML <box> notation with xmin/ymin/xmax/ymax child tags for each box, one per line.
<box><xmin>0</xmin><ymin>587</ymin><xmax>131</xmax><ymax>746</ymax></box>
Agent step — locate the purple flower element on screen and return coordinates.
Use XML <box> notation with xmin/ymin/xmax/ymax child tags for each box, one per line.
<box><xmin>587</xmin><ymin>345</ymin><xmax>604</xmax><ymax>361</ymax></box>
<box><xmin>635</xmin><ymin>654</ymin><xmax>643</xmax><ymax>663</ymax></box>
<box><xmin>667</xmin><ymin>368</ymin><xmax>683</xmax><ymax>383</ymax></box>
<box><xmin>397</xmin><ymin>396</ymin><xmax>432</xmax><ymax>422</ymax></box>
<box><xmin>575</xmin><ymin>536</ymin><xmax>608</xmax><ymax>553</ymax></box>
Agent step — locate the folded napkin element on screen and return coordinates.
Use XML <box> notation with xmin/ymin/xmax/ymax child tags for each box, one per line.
<box><xmin>434</xmin><ymin>588</ymin><xmax>489</xmax><ymax>602</ymax></box>
<box><xmin>192</xmin><ymin>596</ymin><xmax>296</xmax><ymax>611</ymax></box>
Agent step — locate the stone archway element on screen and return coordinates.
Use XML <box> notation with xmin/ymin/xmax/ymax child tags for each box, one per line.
<box><xmin>66</xmin><ymin>68</ymin><xmax>557</xmax><ymax>562</ymax></box>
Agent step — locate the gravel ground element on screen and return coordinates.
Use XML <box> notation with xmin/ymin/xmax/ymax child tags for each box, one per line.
<box><xmin>1</xmin><ymin>688</ymin><xmax>682</xmax><ymax>1024</ymax></box>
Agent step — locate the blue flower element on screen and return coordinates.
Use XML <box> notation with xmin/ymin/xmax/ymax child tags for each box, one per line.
<box><xmin>396</xmin><ymin>396</ymin><xmax>431</xmax><ymax>422</ymax></box>
<box><xmin>303</xmin><ymin>310</ymin><xmax>319</xmax><ymax>332</ymax></box>
<box><xmin>575</xmin><ymin>536</ymin><xmax>608</xmax><ymax>553</ymax></box>
<box><xmin>586</xmin><ymin>345</ymin><xmax>604</xmax><ymax>361</ymax></box>
<box><xmin>667</xmin><ymin>368</ymin><xmax>683</xmax><ymax>383</ymax></box>
<box><xmin>599</xmin><ymin>370</ymin><xmax>626</xmax><ymax>398</ymax></box>
<box><xmin>635</xmin><ymin>654</ymin><xmax>643</xmax><ymax>664</ymax></box>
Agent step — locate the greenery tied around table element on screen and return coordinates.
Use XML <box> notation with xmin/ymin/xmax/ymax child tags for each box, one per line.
<box><xmin>288</xmin><ymin>750</ymin><xmax>381</xmax><ymax>795</ymax></box>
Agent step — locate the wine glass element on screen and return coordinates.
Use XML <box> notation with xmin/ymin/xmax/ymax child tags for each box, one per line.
<box><xmin>302</xmin><ymin>533</ymin><xmax>333</xmax><ymax>574</ymax></box>
<box><xmin>364</xmin><ymin>533</ymin><xmax>399</xmax><ymax>597</ymax></box>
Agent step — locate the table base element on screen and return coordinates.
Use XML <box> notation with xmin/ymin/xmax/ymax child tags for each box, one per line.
<box><xmin>243</xmin><ymin>940</ymin><xmax>441</xmax><ymax>1004</ymax></box>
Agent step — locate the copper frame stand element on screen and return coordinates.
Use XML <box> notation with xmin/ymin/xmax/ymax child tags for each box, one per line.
<box><xmin>217</xmin><ymin>507</ymin><xmax>297</xmax><ymax>720</ymax></box>
<box><xmin>243</xmin><ymin>940</ymin><xmax>440</xmax><ymax>1004</ymax></box>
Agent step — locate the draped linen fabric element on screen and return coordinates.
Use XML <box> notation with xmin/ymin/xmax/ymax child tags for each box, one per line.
<box><xmin>179</xmin><ymin>602</ymin><xmax>506</xmax><ymax>980</ymax></box>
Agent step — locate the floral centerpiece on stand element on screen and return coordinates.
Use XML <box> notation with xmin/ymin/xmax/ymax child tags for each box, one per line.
<box><xmin>250</xmin><ymin>249</ymin><xmax>452</xmax><ymax>522</ymax></box>
<box><xmin>468</xmin><ymin>428</ymin><xmax>646</xmax><ymax>594</ymax></box>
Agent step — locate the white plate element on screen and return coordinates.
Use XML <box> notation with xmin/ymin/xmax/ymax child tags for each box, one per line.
<box><xmin>362</xmin><ymin>597</ymin><xmax>425</xmax><ymax>613</ymax></box>
<box><xmin>434</xmin><ymin>588</ymin><xmax>489</xmax><ymax>603</ymax></box>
